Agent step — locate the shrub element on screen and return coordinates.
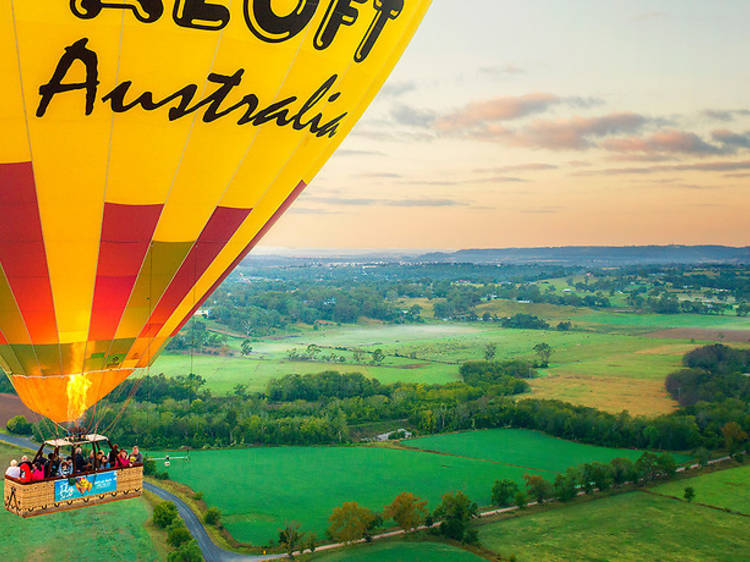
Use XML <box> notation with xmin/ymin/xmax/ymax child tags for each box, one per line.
<box><xmin>204</xmin><ymin>507</ymin><xmax>221</xmax><ymax>526</ymax></box>
<box><xmin>167</xmin><ymin>540</ymin><xmax>202</xmax><ymax>562</ymax></box>
<box><xmin>153</xmin><ymin>501</ymin><xmax>179</xmax><ymax>528</ymax></box>
<box><xmin>6</xmin><ymin>415</ymin><xmax>32</xmax><ymax>435</ymax></box>
<box><xmin>143</xmin><ymin>458</ymin><xmax>157</xmax><ymax>476</ymax></box>
<box><xmin>167</xmin><ymin>525</ymin><xmax>192</xmax><ymax>548</ymax></box>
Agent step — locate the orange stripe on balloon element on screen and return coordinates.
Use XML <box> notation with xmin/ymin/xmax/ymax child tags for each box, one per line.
<box><xmin>139</xmin><ymin>206</ymin><xmax>251</xmax><ymax>338</ymax></box>
<box><xmin>88</xmin><ymin>202</ymin><xmax>162</xmax><ymax>341</ymax></box>
<box><xmin>170</xmin><ymin>180</ymin><xmax>307</xmax><ymax>337</ymax></box>
<box><xmin>0</xmin><ymin>162</ymin><xmax>58</xmax><ymax>344</ymax></box>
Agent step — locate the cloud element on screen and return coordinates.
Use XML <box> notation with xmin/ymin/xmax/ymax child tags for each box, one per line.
<box><xmin>302</xmin><ymin>196</ymin><xmax>467</xmax><ymax>207</ymax></box>
<box><xmin>479</xmin><ymin>64</ymin><xmax>525</xmax><ymax>76</ymax></box>
<box><xmin>289</xmin><ymin>207</ymin><xmax>341</xmax><ymax>215</ymax></box>
<box><xmin>567</xmin><ymin>160</ymin><xmax>591</xmax><ymax>167</ymax></box>
<box><xmin>633</xmin><ymin>11</ymin><xmax>667</xmax><ymax>22</ymax></box>
<box><xmin>474</xmin><ymin>176</ymin><xmax>528</xmax><ymax>183</ymax></box>
<box><xmin>336</xmin><ymin>149</ymin><xmax>386</xmax><ymax>157</ymax></box>
<box><xmin>475</xmin><ymin>163</ymin><xmax>558</xmax><ymax>173</ymax></box>
<box><xmin>501</xmin><ymin>113</ymin><xmax>650</xmax><ymax>150</ymax></box>
<box><xmin>573</xmin><ymin>159</ymin><xmax>750</xmax><ymax>176</ymax></box>
<box><xmin>435</xmin><ymin>93</ymin><xmax>576</xmax><ymax>131</ymax></box>
<box><xmin>703</xmin><ymin>109</ymin><xmax>750</xmax><ymax>122</ymax></box>
<box><xmin>380</xmin><ymin>81</ymin><xmax>417</xmax><ymax>97</ymax></box>
<box><xmin>391</xmin><ymin>104</ymin><xmax>437</xmax><ymax>128</ymax></box>
<box><xmin>602</xmin><ymin>130</ymin><xmax>726</xmax><ymax>156</ymax></box>
<box><xmin>712</xmin><ymin>129</ymin><xmax>750</xmax><ymax>150</ymax></box>
<box><xmin>519</xmin><ymin>206</ymin><xmax>562</xmax><ymax>214</ymax></box>
<box><xmin>357</xmin><ymin>172</ymin><xmax>403</xmax><ymax>178</ymax></box>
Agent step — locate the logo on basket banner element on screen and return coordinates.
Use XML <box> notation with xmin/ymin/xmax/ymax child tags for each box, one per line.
<box><xmin>54</xmin><ymin>471</ymin><xmax>117</xmax><ymax>502</ymax></box>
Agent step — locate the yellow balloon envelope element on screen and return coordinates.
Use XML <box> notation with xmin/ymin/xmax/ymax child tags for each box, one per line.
<box><xmin>0</xmin><ymin>0</ymin><xmax>430</xmax><ymax>422</ymax></box>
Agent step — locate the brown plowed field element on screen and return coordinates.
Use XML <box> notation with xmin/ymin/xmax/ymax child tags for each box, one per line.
<box><xmin>0</xmin><ymin>393</ymin><xmax>39</xmax><ymax>427</ymax></box>
<box><xmin>645</xmin><ymin>328</ymin><xmax>750</xmax><ymax>343</ymax></box>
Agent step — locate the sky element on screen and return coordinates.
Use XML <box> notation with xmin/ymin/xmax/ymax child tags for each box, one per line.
<box><xmin>261</xmin><ymin>0</ymin><xmax>750</xmax><ymax>250</ymax></box>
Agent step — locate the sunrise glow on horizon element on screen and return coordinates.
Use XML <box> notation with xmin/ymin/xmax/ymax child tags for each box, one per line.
<box><xmin>262</xmin><ymin>0</ymin><xmax>750</xmax><ymax>250</ymax></box>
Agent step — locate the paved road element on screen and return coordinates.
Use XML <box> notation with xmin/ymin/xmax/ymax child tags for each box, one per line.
<box><xmin>0</xmin><ymin>434</ymin><xmax>279</xmax><ymax>561</ymax></box>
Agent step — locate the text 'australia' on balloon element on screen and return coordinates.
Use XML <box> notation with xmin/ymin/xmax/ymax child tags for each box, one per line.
<box><xmin>69</xmin><ymin>0</ymin><xmax>406</xmax><ymax>63</ymax></box>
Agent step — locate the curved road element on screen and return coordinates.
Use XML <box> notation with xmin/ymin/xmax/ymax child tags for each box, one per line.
<box><xmin>0</xmin><ymin>433</ymin><xmax>279</xmax><ymax>561</ymax></box>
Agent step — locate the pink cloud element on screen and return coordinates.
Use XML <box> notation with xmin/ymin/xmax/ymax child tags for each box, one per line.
<box><xmin>435</xmin><ymin>93</ymin><xmax>561</xmax><ymax>131</ymax></box>
<box><xmin>602</xmin><ymin>130</ymin><xmax>724</xmax><ymax>155</ymax></box>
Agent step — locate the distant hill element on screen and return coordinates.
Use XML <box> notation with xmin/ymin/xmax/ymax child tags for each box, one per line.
<box><xmin>417</xmin><ymin>246</ymin><xmax>750</xmax><ymax>265</ymax></box>
<box><xmin>245</xmin><ymin>245</ymin><xmax>750</xmax><ymax>267</ymax></box>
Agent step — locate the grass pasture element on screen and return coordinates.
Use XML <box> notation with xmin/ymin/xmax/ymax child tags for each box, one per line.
<box><xmin>153</xmin><ymin>429</ymin><xmax>681</xmax><ymax>546</ymax></box>
<box><xmin>653</xmin><ymin>464</ymin><xmax>750</xmax><ymax>514</ymax></box>
<box><xmin>310</xmin><ymin>540</ymin><xmax>484</xmax><ymax>561</ymax></box>
<box><xmin>154</xmin><ymin>444</ymin><xmax>542</xmax><ymax>545</ymax></box>
<box><xmin>478</xmin><ymin>491</ymin><xmax>750</xmax><ymax>561</ymax></box>
<box><xmin>404</xmin><ymin>429</ymin><xmax>689</xmax><ymax>471</ymax></box>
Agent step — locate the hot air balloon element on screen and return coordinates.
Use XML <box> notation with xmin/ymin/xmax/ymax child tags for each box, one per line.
<box><xmin>1</xmin><ymin>0</ymin><xmax>431</xmax><ymax>516</ymax></box>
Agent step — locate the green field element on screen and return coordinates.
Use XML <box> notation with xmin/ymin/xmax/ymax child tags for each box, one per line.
<box><xmin>653</xmin><ymin>465</ymin><xmax>750</xmax><ymax>513</ymax></box>
<box><xmin>154</xmin><ymin>444</ymin><xmax>539</xmax><ymax>545</ymax></box>
<box><xmin>405</xmin><ymin>429</ymin><xmax>689</xmax><ymax>471</ymax></box>
<box><xmin>478</xmin><ymin>491</ymin><xmax>750</xmax><ymax>561</ymax></box>
<box><xmin>310</xmin><ymin>540</ymin><xmax>483</xmax><ymax>561</ymax></box>
<box><xmin>0</xmin><ymin>443</ymin><xmax>161</xmax><ymax>560</ymax></box>
<box><xmin>578</xmin><ymin>311</ymin><xmax>750</xmax><ymax>331</ymax></box>
<box><xmin>153</xmin><ymin>429</ymin><xmax>680</xmax><ymax>545</ymax></box>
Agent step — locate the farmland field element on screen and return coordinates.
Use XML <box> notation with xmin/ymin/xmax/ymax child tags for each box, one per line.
<box><xmin>152</xmin><ymin>318</ymin><xmax>696</xmax><ymax>414</ymax></box>
<box><xmin>153</xmin><ymin>429</ymin><xmax>680</xmax><ymax>545</ymax></box>
<box><xmin>311</xmin><ymin>540</ymin><xmax>483</xmax><ymax>561</ymax></box>
<box><xmin>478</xmin><ymin>491</ymin><xmax>750</xmax><ymax>561</ymax></box>
<box><xmin>653</xmin><ymin>465</ymin><xmax>750</xmax><ymax>513</ymax></box>
<box><xmin>404</xmin><ymin>429</ymin><xmax>690</xmax><ymax>471</ymax></box>
<box><xmin>0</xmin><ymin>443</ymin><xmax>162</xmax><ymax>560</ymax></box>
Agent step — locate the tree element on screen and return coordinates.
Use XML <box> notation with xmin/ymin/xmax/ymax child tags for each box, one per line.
<box><xmin>279</xmin><ymin>522</ymin><xmax>305</xmax><ymax>559</ymax></box>
<box><xmin>721</xmin><ymin>421</ymin><xmax>748</xmax><ymax>453</ymax></box>
<box><xmin>694</xmin><ymin>447</ymin><xmax>710</xmax><ymax>468</ymax></box>
<box><xmin>241</xmin><ymin>339</ymin><xmax>253</xmax><ymax>356</ymax></box>
<box><xmin>327</xmin><ymin>502</ymin><xmax>376</xmax><ymax>544</ymax></box>
<box><xmin>514</xmin><ymin>491</ymin><xmax>527</xmax><ymax>509</ymax></box>
<box><xmin>204</xmin><ymin>507</ymin><xmax>221</xmax><ymax>526</ymax></box>
<box><xmin>167</xmin><ymin>540</ymin><xmax>202</xmax><ymax>562</ymax></box>
<box><xmin>433</xmin><ymin>491</ymin><xmax>478</xmax><ymax>542</ymax></box>
<box><xmin>167</xmin><ymin>524</ymin><xmax>192</xmax><ymax>548</ymax></box>
<box><xmin>524</xmin><ymin>474</ymin><xmax>553</xmax><ymax>504</ymax></box>
<box><xmin>737</xmin><ymin>302</ymin><xmax>750</xmax><ymax>317</ymax></box>
<box><xmin>656</xmin><ymin>453</ymin><xmax>678</xmax><ymax>479</ymax></box>
<box><xmin>383</xmin><ymin>492</ymin><xmax>428</xmax><ymax>532</ymax></box>
<box><xmin>610</xmin><ymin>457</ymin><xmax>635</xmax><ymax>485</ymax></box>
<box><xmin>153</xmin><ymin>501</ymin><xmax>179</xmax><ymax>528</ymax></box>
<box><xmin>371</xmin><ymin>348</ymin><xmax>385</xmax><ymax>366</ymax></box>
<box><xmin>554</xmin><ymin>468</ymin><xmax>579</xmax><ymax>502</ymax></box>
<box><xmin>532</xmin><ymin>343</ymin><xmax>553</xmax><ymax>367</ymax></box>
<box><xmin>491</xmin><ymin>479</ymin><xmax>519</xmax><ymax>507</ymax></box>
<box><xmin>6</xmin><ymin>415</ymin><xmax>32</xmax><ymax>435</ymax></box>
<box><xmin>683</xmin><ymin>487</ymin><xmax>696</xmax><ymax>503</ymax></box>
<box><xmin>484</xmin><ymin>343</ymin><xmax>497</xmax><ymax>361</ymax></box>
<box><xmin>635</xmin><ymin>452</ymin><xmax>660</xmax><ymax>483</ymax></box>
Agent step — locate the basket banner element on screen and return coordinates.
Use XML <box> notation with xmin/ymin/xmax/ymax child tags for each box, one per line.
<box><xmin>54</xmin><ymin>471</ymin><xmax>117</xmax><ymax>501</ymax></box>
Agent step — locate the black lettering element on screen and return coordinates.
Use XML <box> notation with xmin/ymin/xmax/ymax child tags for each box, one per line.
<box><xmin>69</xmin><ymin>0</ymin><xmax>164</xmax><ymax>23</ymax></box>
<box><xmin>292</xmin><ymin>74</ymin><xmax>336</xmax><ymax>132</ymax></box>
<box><xmin>37</xmin><ymin>38</ymin><xmax>99</xmax><ymax>117</ymax></box>
<box><xmin>102</xmin><ymin>81</ymin><xmax>199</xmax><ymax>118</ymax></box>
<box><xmin>173</xmin><ymin>0</ymin><xmax>230</xmax><ymax>31</ymax></box>
<box><xmin>355</xmin><ymin>0</ymin><xmax>402</xmax><ymax>62</ymax></box>
<box><xmin>314</xmin><ymin>0</ymin><xmax>365</xmax><ymax>51</ymax></box>
<box><xmin>243</xmin><ymin>0</ymin><xmax>318</xmax><ymax>43</ymax></box>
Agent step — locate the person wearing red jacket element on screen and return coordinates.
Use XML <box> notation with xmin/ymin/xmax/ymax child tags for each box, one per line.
<box><xmin>17</xmin><ymin>456</ymin><xmax>32</xmax><ymax>483</ymax></box>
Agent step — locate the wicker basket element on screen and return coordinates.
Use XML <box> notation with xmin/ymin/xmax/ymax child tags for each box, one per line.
<box><xmin>4</xmin><ymin>465</ymin><xmax>143</xmax><ymax>517</ymax></box>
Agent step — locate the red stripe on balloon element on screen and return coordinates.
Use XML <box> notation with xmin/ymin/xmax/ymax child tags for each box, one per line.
<box><xmin>0</xmin><ymin>162</ymin><xmax>58</xmax><ymax>344</ymax></box>
<box><xmin>139</xmin><ymin>206</ymin><xmax>252</xmax><ymax>338</ymax></box>
<box><xmin>88</xmin><ymin>202</ymin><xmax>163</xmax><ymax>341</ymax></box>
<box><xmin>170</xmin><ymin>180</ymin><xmax>307</xmax><ymax>337</ymax></box>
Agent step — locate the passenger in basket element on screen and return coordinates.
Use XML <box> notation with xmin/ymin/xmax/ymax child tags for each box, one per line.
<box><xmin>58</xmin><ymin>460</ymin><xmax>73</xmax><ymax>477</ymax></box>
<box><xmin>5</xmin><ymin>459</ymin><xmax>20</xmax><ymax>478</ymax></box>
<box><xmin>97</xmin><ymin>450</ymin><xmax>109</xmax><ymax>469</ymax></box>
<box><xmin>129</xmin><ymin>445</ymin><xmax>143</xmax><ymax>465</ymax></box>
<box><xmin>46</xmin><ymin>452</ymin><xmax>60</xmax><ymax>478</ymax></box>
<box><xmin>116</xmin><ymin>449</ymin><xmax>131</xmax><ymax>469</ymax></box>
<box><xmin>31</xmin><ymin>462</ymin><xmax>45</xmax><ymax>481</ymax></box>
<box><xmin>73</xmin><ymin>447</ymin><xmax>90</xmax><ymax>473</ymax></box>
<box><xmin>108</xmin><ymin>444</ymin><xmax>120</xmax><ymax>467</ymax></box>
<box><xmin>18</xmin><ymin>455</ymin><xmax>32</xmax><ymax>482</ymax></box>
